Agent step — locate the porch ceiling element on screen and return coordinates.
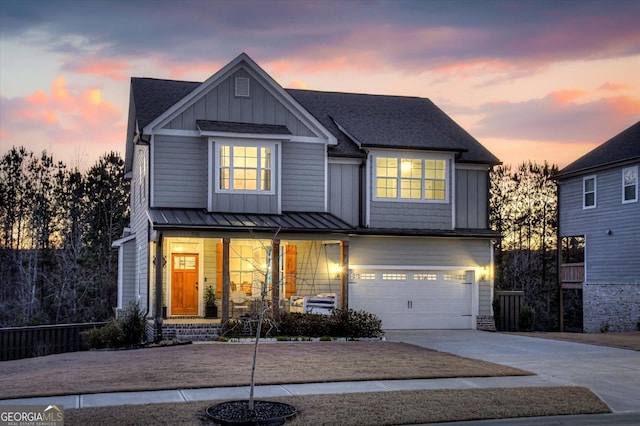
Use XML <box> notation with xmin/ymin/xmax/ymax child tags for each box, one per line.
<box><xmin>149</xmin><ymin>208</ymin><xmax>355</xmax><ymax>233</ymax></box>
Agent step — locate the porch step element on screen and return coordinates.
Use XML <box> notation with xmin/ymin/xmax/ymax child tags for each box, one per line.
<box><xmin>161</xmin><ymin>323</ymin><xmax>223</xmax><ymax>342</ymax></box>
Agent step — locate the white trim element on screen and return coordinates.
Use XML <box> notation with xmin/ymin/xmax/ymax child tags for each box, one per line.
<box><xmin>149</xmin><ymin>135</ymin><xmax>155</xmax><ymax>207</ymax></box>
<box><xmin>153</xmin><ymin>129</ymin><xmax>201</xmax><ymax>137</ymax></box>
<box><xmin>212</xmin><ymin>138</ymin><xmax>278</xmax><ymax>196</ymax></box>
<box><xmin>622</xmin><ymin>165</ymin><xmax>638</xmax><ymax>204</ymax></box>
<box><xmin>365</xmin><ymin>153</ymin><xmax>371</xmax><ymax>227</ymax></box>
<box><xmin>450</xmin><ymin>158</ymin><xmax>456</xmax><ymax>230</ymax></box>
<box><xmin>371</xmin><ymin>151</ymin><xmax>452</xmax><ymax>204</ymax></box>
<box><xmin>290</xmin><ymin>136</ymin><xmax>326</xmax><ymax>144</ymax></box>
<box><xmin>470</xmin><ymin>270</ymin><xmax>478</xmax><ymax>330</ymax></box>
<box><xmin>455</xmin><ymin>163</ymin><xmax>491</xmax><ymax>171</ymax></box>
<box><xmin>324</xmin><ymin>148</ymin><xmax>329</xmax><ymax>212</ymax></box>
<box><xmin>583</xmin><ymin>175</ymin><xmax>597</xmax><ymax>209</ymax></box>
<box><xmin>142</xmin><ymin>53</ymin><xmax>337</xmax><ymax>146</ymax></box>
<box><xmin>112</xmin><ymin>233</ymin><xmax>136</xmax><ymax>247</ymax></box>
<box><xmin>208</xmin><ymin>140</ymin><xmax>214</xmax><ymax>211</ymax></box>
<box><xmin>117</xmin><ymin>244</ymin><xmax>124</xmax><ymax>309</ymax></box>
<box><xmin>277</xmin><ymin>141</ymin><xmax>282</xmax><ymax>213</ymax></box>
<box><xmin>349</xmin><ymin>264</ymin><xmax>477</xmax><ymax>270</ymax></box>
<box><xmin>167</xmin><ymin>238</ymin><xmax>205</xmax><ymax>317</ymax></box>
<box><xmin>328</xmin><ymin>157</ymin><xmax>362</xmax><ymax>165</ymax></box>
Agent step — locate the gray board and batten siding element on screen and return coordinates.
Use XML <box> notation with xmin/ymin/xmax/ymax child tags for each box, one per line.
<box><xmin>456</xmin><ymin>168</ymin><xmax>489</xmax><ymax>229</ymax></box>
<box><xmin>559</xmin><ymin>164</ymin><xmax>640</xmax><ymax>283</ymax></box>
<box><xmin>162</xmin><ymin>69</ymin><xmax>316</xmax><ymax>138</ymax></box>
<box><xmin>328</xmin><ymin>161</ymin><xmax>360</xmax><ymax>227</ymax></box>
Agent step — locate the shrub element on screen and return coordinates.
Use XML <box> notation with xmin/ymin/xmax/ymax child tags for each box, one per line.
<box><xmin>221</xmin><ymin>317</ymin><xmax>278</xmax><ymax>338</ymax></box>
<box><xmin>518</xmin><ymin>305</ymin><xmax>535</xmax><ymax>332</ymax></box>
<box><xmin>333</xmin><ymin>308</ymin><xmax>384</xmax><ymax>338</ymax></box>
<box><xmin>119</xmin><ymin>301</ymin><xmax>147</xmax><ymax>347</ymax></box>
<box><xmin>81</xmin><ymin>301</ymin><xmax>147</xmax><ymax>349</ymax></box>
<box><xmin>81</xmin><ymin>319</ymin><xmax>122</xmax><ymax>349</ymax></box>
<box><xmin>277</xmin><ymin>309</ymin><xmax>384</xmax><ymax>339</ymax></box>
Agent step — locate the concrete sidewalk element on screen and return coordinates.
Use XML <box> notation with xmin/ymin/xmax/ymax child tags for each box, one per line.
<box><xmin>0</xmin><ymin>375</ymin><xmax>563</xmax><ymax>409</ymax></box>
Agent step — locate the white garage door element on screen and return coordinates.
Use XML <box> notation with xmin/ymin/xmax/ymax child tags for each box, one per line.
<box><xmin>349</xmin><ymin>270</ymin><xmax>473</xmax><ymax>329</ymax></box>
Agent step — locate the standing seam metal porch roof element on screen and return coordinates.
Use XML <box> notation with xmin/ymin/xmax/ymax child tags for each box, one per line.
<box><xmin>149</xmin><ymin>209</ymin><xmax>355</xmax><ymax>232</ymax></box>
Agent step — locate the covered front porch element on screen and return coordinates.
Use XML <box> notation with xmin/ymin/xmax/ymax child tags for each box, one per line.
<box><xmin>147</xmin><ymin>209</ymin><xmax>354</xmax><ymax>332</ymax></box>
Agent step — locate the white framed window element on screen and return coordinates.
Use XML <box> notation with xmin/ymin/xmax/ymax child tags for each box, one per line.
<box><xmin>622</xmin><ymin>166</ymin><xmax>638</xmax><ymax>203</ymax></box>
<box><xmin>373</xmin><ymin>154</ymin><xmax>448</xmax><ymax>202</ymax></box>
<box><xmin>583</xmin><ymin>175</ymin><xmax>596</xmax><ymax>209</ymax></box>
<box><xmin>215</xmin><ymin>141</ymin><xmax>275</xmax><ymax>194</ymax></box>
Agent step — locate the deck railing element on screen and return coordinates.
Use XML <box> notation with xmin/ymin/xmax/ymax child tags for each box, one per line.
<box><xmin>560</xmin><ymin>263</ymin><xmax>584</xmax><ymax>285</ymax></box>
<box><xmin>0</xmin><ymin>322</ymin><xmax>108</xmax><ymax>361</ymax></box>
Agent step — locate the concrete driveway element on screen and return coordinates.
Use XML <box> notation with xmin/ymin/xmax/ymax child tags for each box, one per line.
<box><xmin>385</xmin><ymin>330</ymin><xmax>640</xmax><ymax>414</ymax></box>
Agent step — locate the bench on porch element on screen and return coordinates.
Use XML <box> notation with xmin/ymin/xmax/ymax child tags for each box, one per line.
<box><xmin>290</xmin><ymin>293</ymin><xmax>337</xmax><ymax>315</ymax></box>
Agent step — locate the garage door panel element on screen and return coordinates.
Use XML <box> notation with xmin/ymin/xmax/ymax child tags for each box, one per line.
<box><xmin>350</xmin><ymin>269</ymin><xmax>473</xmax><ymax>330</ymax></box>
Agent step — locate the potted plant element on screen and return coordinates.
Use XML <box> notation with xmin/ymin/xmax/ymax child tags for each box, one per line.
<box><xmin>204</xmin><ymin>286</ymin><xmax>218</xmax><ymax>318</ymax></box>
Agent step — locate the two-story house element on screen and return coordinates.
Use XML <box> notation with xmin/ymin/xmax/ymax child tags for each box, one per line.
<box><xmin>557</xmin><ymin>120</ymin><xmax>640</xmax><ymax>333</ymax></box>
<box><xmin>113</xmin><ymin>53</ymin><xmax>500</xmax><ymax>339</ymax></box>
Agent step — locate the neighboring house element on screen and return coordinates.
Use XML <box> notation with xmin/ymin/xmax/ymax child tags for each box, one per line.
<box><xmin>556</xmin><ymin>121</ymin><xmax>640</xmax><ymax>332</ymax></box>
<box><xmin>113</xmin><ymin>53</ymin><xmax>500</xmax><ymax>338</ymax></box>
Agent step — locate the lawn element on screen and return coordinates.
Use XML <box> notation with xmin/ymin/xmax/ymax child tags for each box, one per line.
<box><xmin>0</xmin><ymin>341</ymin><xmax>529</xmax><ymax>399</ymax></box>
<box><xmin>0</xmin><ymin>338</ymin><xmax>613</xmax><ymax>425</ymax></box>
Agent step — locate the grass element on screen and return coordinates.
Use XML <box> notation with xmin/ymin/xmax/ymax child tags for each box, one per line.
<box><xmin>0</xmin><ymin>341</ymin><xmax>530</xmax><ymax>400</ymax></box>
<box><xmin>64</xmin><ymin>387</ymin><xmax>610</xmax><ymax>425</ymax></box>
<box><xmin>1</xmin><ymin>335</ymin><xmax>621</xmax><ymax>425</ymax></box>
<box><xmin>511</xmin><ymin>331</ymin><xmax>640</xmax><ymax>351</ymax></box>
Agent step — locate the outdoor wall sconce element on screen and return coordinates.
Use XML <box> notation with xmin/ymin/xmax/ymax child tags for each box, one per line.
<box><xmin>331</xmin><ymin>263</ymin><xmax>343</xmax><ymax>279</ymax></box>
<box><xmin>480</xmin><ymin>267</ymin><xmax>488</xmax><ymax>281</ymax></box>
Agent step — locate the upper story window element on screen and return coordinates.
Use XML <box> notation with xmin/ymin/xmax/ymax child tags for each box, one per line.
<box><xmin>583</xmin><ymin>175</ymin><xmax>596</xmax><ymax>209</ymax></box>
<box><xmin>622</xmin><ymin>166</ymin><xmax>638</xmax><ymax>203</ymax></box>
<box><xmin>374</xmin><ymin>155</ymin><xmax>448</xmax><ymax>202</ymax></box>
<box><xmin>217</xmin><ymin>142</ymin><xmax>273</xmax><ymax>193</ymax></box>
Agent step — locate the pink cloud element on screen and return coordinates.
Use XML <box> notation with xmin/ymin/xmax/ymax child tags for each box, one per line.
<box><xmin>1</xmin><ymin>76</ymin><xmax>125</xmax><ymax>169</ymax></box>
<box><xmin>62</xmin><ymin>57</ymin><xmax>132</xmax><ymax>82</ymax></box>
<box><xmin>473</xmin><ymin>89</ymin><xmax>640</xmax><ymax>144</ymax></box>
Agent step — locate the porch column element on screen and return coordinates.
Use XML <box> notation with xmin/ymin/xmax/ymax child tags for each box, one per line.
<box><xmin>340</xmin><ymin>241</ymin><xmax>349</xmax><ymax>311</ymax></box>
<box><xmin>271</xmin><ymin>239</ymin><xmax>281</xmax><ymax>319</ymax></box>
<box><xmin>221</xmin><ymin>238</ymin><xmax>230</xmax><ymax>322</ymax></box>
<box><xmin>154</xmin><ymin>232</ymin><xmax>164</xmax><ymax>343</ymax></box>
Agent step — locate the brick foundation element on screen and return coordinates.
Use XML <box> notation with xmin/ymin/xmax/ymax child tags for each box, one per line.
<box><xmin>476</xmin><ymin>315</ymin><xmax>496</xmax><ymax>331</ymax></box>
<box><xmin>583</xmin><ymin>283</ymin><xmax>640</xmax><ymax>333</ymax></box>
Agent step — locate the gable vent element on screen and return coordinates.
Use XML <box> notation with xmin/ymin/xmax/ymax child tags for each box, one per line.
<box><xmin>235</xmin><ymin>77</ymin><xmax>250</xmax><ymax>97</ymax></box>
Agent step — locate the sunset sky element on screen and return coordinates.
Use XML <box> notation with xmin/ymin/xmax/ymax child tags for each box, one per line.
<box><xmin>1</xmin><ymin>0</ymin><xmax>639</xmax><ymax>170</ymax></box>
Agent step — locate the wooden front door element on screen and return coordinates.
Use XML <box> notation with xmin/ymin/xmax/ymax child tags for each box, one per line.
<box><xmin>171</xmin><ymin>253</ymin><xmax>199</xmax><ymax>315</ymax></box>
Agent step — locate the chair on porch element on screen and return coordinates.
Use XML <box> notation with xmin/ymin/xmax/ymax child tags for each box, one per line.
<box><xmin>231</xmin><ymin>290</ymin><xmax>251</xmax><ymax>318</ymax></box>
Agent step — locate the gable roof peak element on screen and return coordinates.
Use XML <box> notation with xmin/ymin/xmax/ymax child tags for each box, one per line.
<box><xmin>557</xmin><ymin>120</ymin><xmax>640</xmax><ymax>178</ymax></box>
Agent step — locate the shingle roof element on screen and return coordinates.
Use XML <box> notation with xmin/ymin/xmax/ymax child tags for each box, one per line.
<box><xmin>129</xmin><ymin>78</ymin><xmax>499</xmax><ymax>164</ymax></box>
<box><xmin>286</xmin><ymin>89</ymin><xmax>500</xmax><ymax>164</ymax></box>
<box><xmin>131</xmin><ymin>77</ymin><xmax>199</xmax><ymax>129</ymax></box>
<box><xmin>557</xmin><ymin>120</ymin><xmax>640</xmax><ymax>178</ymax></box>
<box><xmin>196</xmin><ymin>120</ymin><xmax>291</xmax><ymax>135</ymax></box>
<box><xmin>149</xmin><ymin>209</ymin><xmax>355</xmax><ymax>232</ymax></box>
